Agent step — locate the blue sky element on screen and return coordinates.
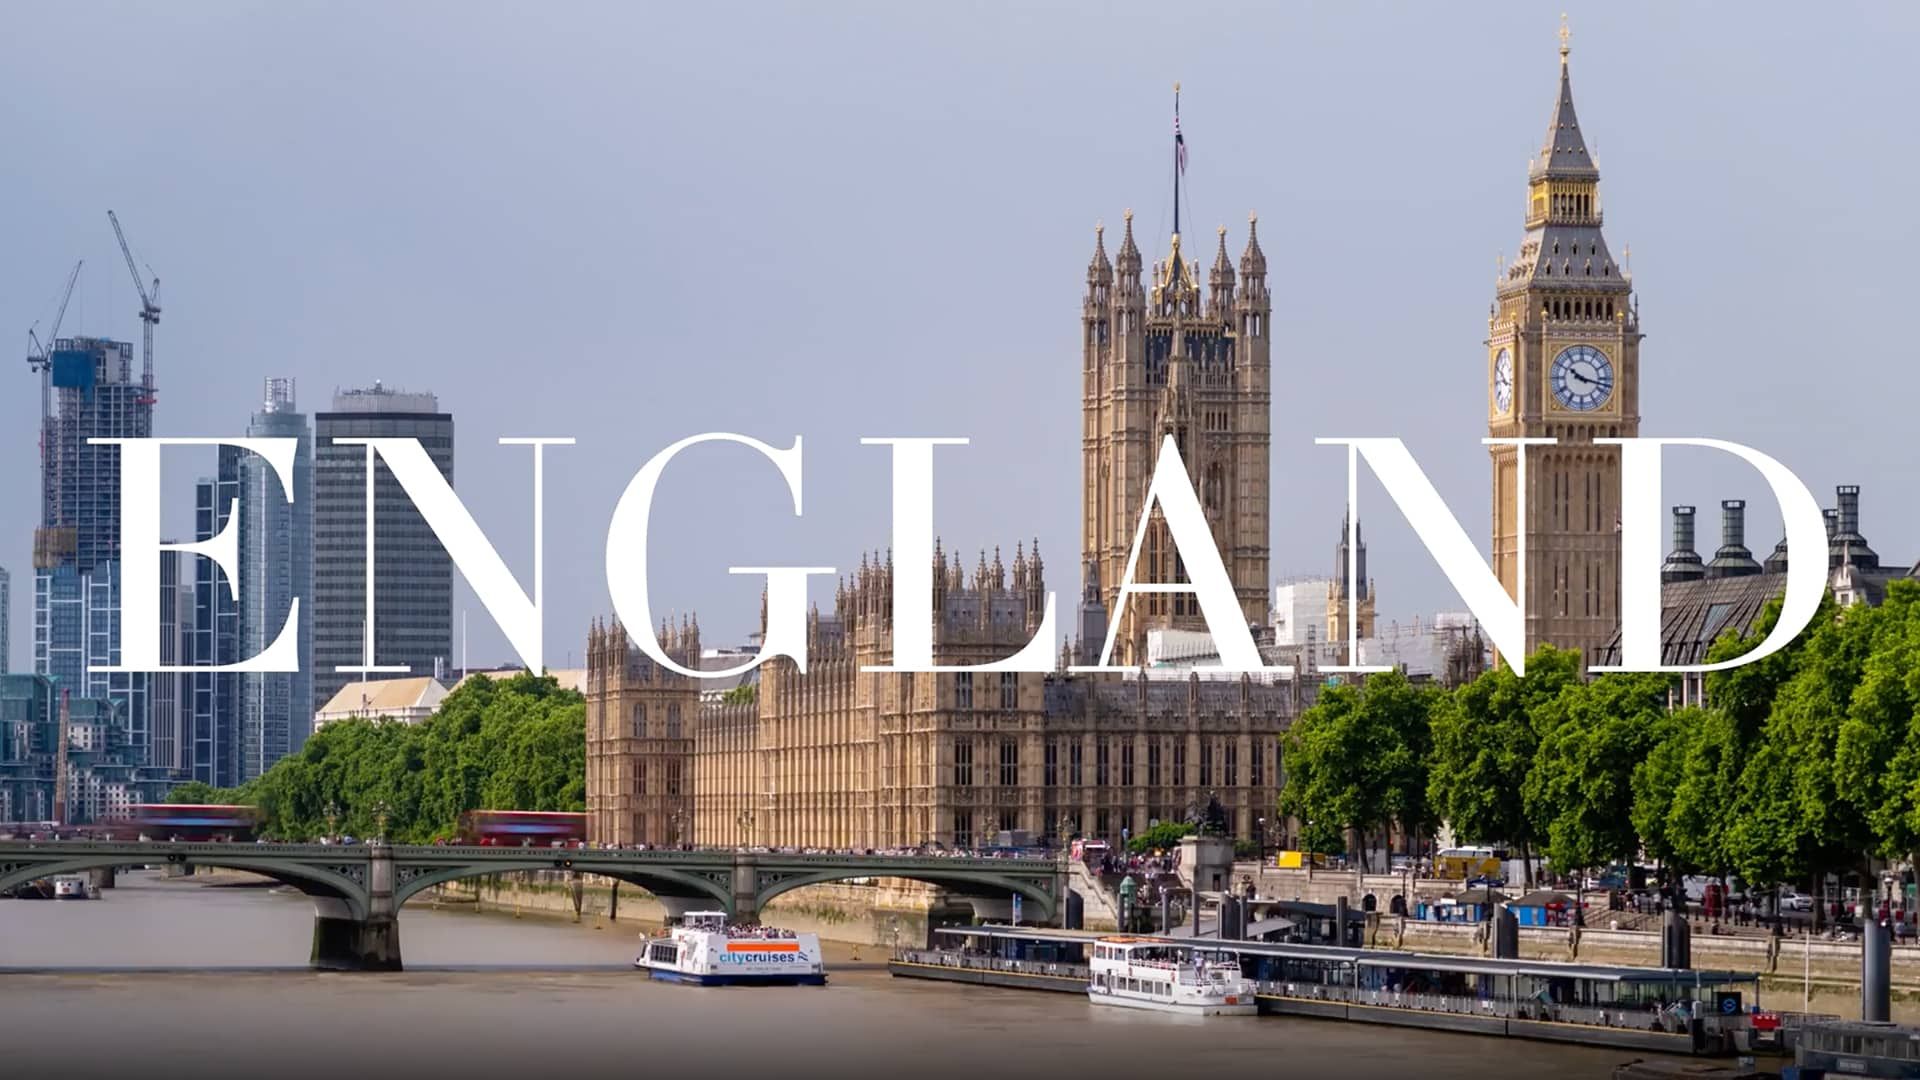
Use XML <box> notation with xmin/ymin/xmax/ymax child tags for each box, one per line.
<box><xmin>2</xmin><ymin>2</ymin><xmax>1915</xmax><ymax>669</ymax></box>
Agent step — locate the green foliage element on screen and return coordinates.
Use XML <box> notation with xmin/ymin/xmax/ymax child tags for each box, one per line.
<box><xmin>720</xmin><ymin>684</ymin><xmax>757</xmax><ymax>706</ymax></box>
<box><xmin>1427</xmin><ymin>645</ymin><xmax>1579</xmax><ymax>860</ymax></box>
<box><xmin>1281</xmin><ymin>669</ymin><xmax>1438</xmax><ymax>870</ymax></box>
<box><xmin>165</xmin><ymin>780</ymin><xmax>225</xmax><ymax>804</ymax></box>
<box><xmin>1834</xmin><ymin>581</ymin><xmax>1920</xmax><ymax>863</ymax></box>
<box><xmin>1127</xmin><ymin>820</ymin><xmax>1194</xmax><ymax>853</ymax></box>
<box><xmin>1525</xmin><ymin>671</ymin><xmax>1674</xmax><ymax>873</ymax></box>
<box><xmin>1261</xmin><ymin>585</ymin><xmax>1920</xmax><ymax>892</ymax></box>
<box><xmin>201</xmin><ymin>673</ymin><xmax>586</xmax><ymax>841</ymax></box>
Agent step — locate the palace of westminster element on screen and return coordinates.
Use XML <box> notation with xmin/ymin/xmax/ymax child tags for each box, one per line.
<box><xmin>584</xmin><ymin>31</ymin><xmax>1918</xmax><ymax>852</ymax></box>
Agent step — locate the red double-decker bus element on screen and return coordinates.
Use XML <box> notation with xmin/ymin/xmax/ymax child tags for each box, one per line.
<box><xmin>455</xmin><ymin>810</ymin><xmax>587</xmax><ymax>847</ymax></box>
<box><xmin>128</xmin><ymin>804</ymin><xmax>264</xmax><ymax>841</ymax></box>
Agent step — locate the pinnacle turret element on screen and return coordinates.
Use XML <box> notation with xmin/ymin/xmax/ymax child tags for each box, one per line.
<box><xmin>1088</xmin><ymin>222</ymin><xmax>1113</xmax><ymax>285</ymax></box>
<box><xmin>1115</xmin><ymin>208</ymin><xmax>1142</xmax><ymax>275</ymax></box>
<box><xmin>1208</xmin><ymin>225</ymin><xmax>1236</xmax><ymax>315</ymax></box>
<box><xmin>1239</xmin><ymin>211</ymin><xmax>1266</xmax><ymax>278</ymax></box>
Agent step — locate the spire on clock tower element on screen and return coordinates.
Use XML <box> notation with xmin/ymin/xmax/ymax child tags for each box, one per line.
<box><xmin>1538</xmin><ymin>14</ymin><xmax>1598</xmax><ymax>181</ymax></box>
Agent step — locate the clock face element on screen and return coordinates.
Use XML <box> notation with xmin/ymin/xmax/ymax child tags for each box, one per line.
<box><xmin>1492</xmin><ymin>349</ymin><xmax>1514</xmax><ymax>413</ymax></box>
<box><xmin>1550</xmin><ymin>344</ymin><xmax>1614</xmax><ymax>411</ymax></box>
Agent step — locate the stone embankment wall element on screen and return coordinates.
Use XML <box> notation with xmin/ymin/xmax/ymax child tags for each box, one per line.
<box><xmin>1247</xmin><ymin>862</ymin><xmax>1920</xmax><ymax>1002</ymax></box>
<box><xmin>425</xmin><ymin>873</ymin><xmax>934</xmax><ymax>949</ymax></box>
<box><xmin>1383</xmin><ymin>916</ymin><xmax>1920</xmax><ymax>989</ymax></box>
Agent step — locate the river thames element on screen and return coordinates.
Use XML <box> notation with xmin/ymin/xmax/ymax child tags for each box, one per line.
<box><xmin>0</xmin><ymin>872</ymin><xmax>1667</xmax><ymax>1079</ymax></box>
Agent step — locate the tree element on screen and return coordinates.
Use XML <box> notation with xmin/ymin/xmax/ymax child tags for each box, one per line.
<box><xmin>1835</xmin><ymin>581</ymin><xmax>1920</xmax><ymax>866</ymax></box>
<box><xmin>1727</xmin><ymin>593</ymin><xmax>1880</xmax><ymax>896</ymax></box>
<box><xmin>1524</xmin><ymin>672</ymin><xmax>1672</xmax><ymax>875</ymax></box>
<box><xmin>1280</xmin><ymin>669</ymin><xmax>1438</xmax><ymax>871</ymax></box>
<box><xmin>1630</xmin><ymin>709</ymin><xmax>1698</xmax><ymax>871</ymax></box>
<box><xmin>1128</xmin><ymin>821</ymin><xmax>1194</xmax><ymax>854</ymax></box>
<box><xmin>165</xmin><ymin>780</ymin><xmax>229</xmax><ymax>805</ymax></box>
<box><xmin>209</xmin><ymin>672</ymin><xmax>587</xmax><ymax>841</ymax></box>
<box><xmin>720</xmin><ymin>684</ymin><xmax>757</xmax><ymax>706</ymax></box>
<box><xmin>1427</xmin><ymin>645</ymin><xmax>1581</xmax><ymax>885</ymax></box>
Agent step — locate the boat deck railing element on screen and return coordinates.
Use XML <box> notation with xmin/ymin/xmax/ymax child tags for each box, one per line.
<box><xmin>896</xmin><ymin>946</ymin><xmax>1749</xmax><ymax>1039</ymax></box>
<box><xmin>1254</xmin><ymin>981</ymin><xmax>1696</xmax><ymax>1034</ymax></box>
<box><xmin>895</xmin><ymin>949</ymin><xmax>1089</xmax><ymax>981</ymax></box>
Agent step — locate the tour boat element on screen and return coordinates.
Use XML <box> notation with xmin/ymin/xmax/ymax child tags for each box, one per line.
<box><xmin>52</xmin><ymin>875</ymin><xmax>92</xmax><ymax>900</ymax></box>
<box><xmin>635</xmin><ymin>911</ymin><xmax>826</xmax><ymax>986</ymax></box>
<box><xmin>1086</xmin><ymin>937</ymin><xmax>1255</xmax><ymax>1015</ymax></box>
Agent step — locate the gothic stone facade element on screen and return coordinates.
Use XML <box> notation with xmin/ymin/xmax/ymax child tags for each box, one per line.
<box><xmin>680</xmin><ymin>545</ymin><xmax>1299</xmax><ymax>851</ymax></box>
<box><xmin>1081</xmin><ymin>213</ymin><xmax>1272</xmax><ymax>665</ymax></box>
<box><xmin>585</xmin><ymin>617</ymin><xmax>699</xmax><ymax>846</ymax></box>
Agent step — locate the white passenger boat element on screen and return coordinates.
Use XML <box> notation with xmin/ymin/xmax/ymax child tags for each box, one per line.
<box><xmin>635</xmin><ymin>911</ymin><xmax>827</xmax><ymax>986</ymax></box>
<box><xmin>1087</xmin><ymin>937</ymin><xmax>1255</xmax><ymax>1015</ymax></box>
<box><xmin>52</xmin><ymin>875</ymin><xmax>93</xmax><ymax>900</ymax></box>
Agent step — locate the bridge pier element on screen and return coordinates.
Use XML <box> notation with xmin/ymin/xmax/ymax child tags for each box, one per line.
<box><xmin>311</xmin><ymin>842</ymin><xmax>402</xmax><ymax>971</ymax></box>
<box><xmin>311</xmin><ymin>912</ymin><xmax>402</xmax><ymax>971</ymax></box>
<box><xmin>731</xmin><ymin>855</ymin><xmax>760</xmax><ymax>924</ymax></box>
<box><xmin>89</xmin><ymin>866</ymin><xmax>116</xmax><ymax>890</ymax></box>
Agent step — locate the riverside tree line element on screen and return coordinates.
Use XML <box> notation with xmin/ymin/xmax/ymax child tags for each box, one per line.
<box><xmin>169</xmin><ymin>672</ymin><xmax>585</xmax><ymax>842</ymax></box>
<box><xmin>1281</xmin><ymin>579</ymin><xmax>1920</xmax><ymax>906</ymax></box>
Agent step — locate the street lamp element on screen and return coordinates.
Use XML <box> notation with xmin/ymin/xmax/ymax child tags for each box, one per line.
<box><xmin>325</xmin><ymin>803</ymin><xmax>342</xmax><ymax>842</ymax></box>
<box><xmin>372</xmin><ymin>800</ymin><xmax>391</xmax><ymax>845</ymax></box>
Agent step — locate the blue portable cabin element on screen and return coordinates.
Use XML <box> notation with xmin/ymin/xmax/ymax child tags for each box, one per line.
<box><xmin>1417</xmin><ymin>887</ymin><xmax>1508</xmax><ymax>923</ymax></box>
<box><xmin>1512</xmin><ymin>890</ymin><xmax>1576</xmax><ymax>927</ymax></box>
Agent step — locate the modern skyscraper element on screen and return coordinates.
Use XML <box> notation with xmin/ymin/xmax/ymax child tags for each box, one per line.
<box><xmin>32</xmin><ymin>335</ymin><xmax>153</xmax><ymax>761</ymax></box>
<box><xmin>151</xmin><ymin>548</ymin><xmax>197</xmax><ymax>776</ymax></box>
<box><xmin>0</xmin><ymin>565</ymin><xmax>11</xmax><ymax>675</ymax></box>
<box><xmin>193</xmin><ymin>457</ymin><xmax>241</xmax><ymax>786</ymax></box>
<box><xmin>312</xmin><ymin>383</ymin><xmax>454</xmax><ymax>715</ymax></box>
<box><xmin>1487</xmin><ymin>26</ymin><xmax>1640</xmax><ymax>667</ymax></box>
<box><xmin>236</xmin><ymin>379</ymin><xmax>312</xmax><ymax>779</ymax></box>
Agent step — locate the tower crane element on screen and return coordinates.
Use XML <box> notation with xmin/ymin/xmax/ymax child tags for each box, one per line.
<box><xmin>26</xmin><ymin>258</ymin><xmax>84</xmax><ymax>436</ymax></box>
<box><xmin>106</xmin><ymin>210</ymin><xmax>160</xmax><ymax>405</ymax></box>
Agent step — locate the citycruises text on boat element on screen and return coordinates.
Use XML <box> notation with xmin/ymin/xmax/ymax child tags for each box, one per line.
<box><xmin>635</xmin><ymin>912</ymin><xmax>827</xmax><ymax>986</ymax></box>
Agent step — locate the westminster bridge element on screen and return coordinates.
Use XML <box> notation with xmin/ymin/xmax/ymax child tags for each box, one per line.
<box><xmin>0</xmin><ymin>840</ymin><xmax>1068</xmax><ymax>970</ymax></box>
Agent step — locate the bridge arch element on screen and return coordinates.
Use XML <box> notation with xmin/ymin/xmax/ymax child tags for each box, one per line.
<box><xmin>753</xmin><ymin>868</ymin><xmax>1059</xmax><ymax>923</ymax></box>
<box><xmin>0</xmin><ymin>851</ymin><xmax>370</xmax><ymax>920</ymax></box>
<box><xmin>391</xmin><ymin>860</ymin><xmax>731</xmax><ymax>912</ymax></box>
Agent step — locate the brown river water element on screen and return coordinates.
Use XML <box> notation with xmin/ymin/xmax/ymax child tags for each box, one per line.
<box><xmin>0</xmin><ymin>871</ymin><xmax>1673</xmax><ymax>1080</ymax></box>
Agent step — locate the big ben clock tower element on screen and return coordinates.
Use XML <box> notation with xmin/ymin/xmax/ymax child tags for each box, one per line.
<box><xmin>1487</xmin><ymin>20</ymin><xmax>1641</xmax><ymax>668</ymax></box>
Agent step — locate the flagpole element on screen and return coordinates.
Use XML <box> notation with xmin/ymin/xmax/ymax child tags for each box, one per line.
<box><xmin>1172</xmin><ymin>81</ymin><xmax>1182</xmax><ymax>238</ymax></box>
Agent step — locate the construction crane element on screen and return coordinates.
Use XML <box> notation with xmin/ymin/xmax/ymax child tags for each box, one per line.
<box><xmin>26</xmin><ymin>258</ymin><xmax>84</xmax><ymax>441</ymax></box>
<box><xmin>106</xmin><ymin>210</ymin><xmax>160</xmax><ymax>405</ymax></box>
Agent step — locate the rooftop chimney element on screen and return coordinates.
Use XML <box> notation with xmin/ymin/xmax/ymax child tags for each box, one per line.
<box><xmin>1661</xmin><ymin>506</ymin><xmax>1706</xmax><ymax>583</ymax></box>
<box><xmin>1763</xmin><ymin>534</ymin><xmax>1790</xmax><ymax>575</ymax></box>
<box><xmin>1706</xmin><ymin>500</ymin><xmax>1761</xmax><ymax>578</ymax></box>
<box><xmin>1829</xmin><ymin>484</ymin><xmax>1880</xmax><ymax>571</ymax></box>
